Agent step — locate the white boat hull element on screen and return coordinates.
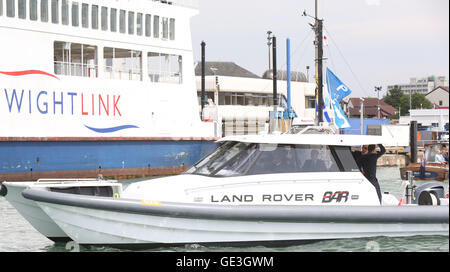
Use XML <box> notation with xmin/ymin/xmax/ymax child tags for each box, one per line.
<box><xmin>25</xmin><ymin>190</ymin><xmax>448</xmax><ymax>247</ymax></box>
<box><xmin>38</xmin><ymin>202</ymin><xmax>448</xmax><ymax>246</ymax></box>
<box><xmin>3</xmin><ymin>183</ymin><xmax>68</xmax><ymax>241</ymax></box>
<box><xmin>2</xmin><ymin>180</ymin><xmax>122</xmax><ymax>242</ymax></box>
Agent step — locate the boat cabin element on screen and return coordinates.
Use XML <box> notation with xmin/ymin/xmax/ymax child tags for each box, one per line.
<box><xmin>185</xmin><ymin>134</ymin><xmax>386</xmax><ymax>177</ymax></box>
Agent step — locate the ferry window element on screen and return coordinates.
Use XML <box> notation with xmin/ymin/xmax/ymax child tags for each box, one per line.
<box><xmin>81</xmin><ymin>3</ymin><xmax>88</xmax><ymax>28</ymax></box>
<box><xmin>153</xmin><ymin>15</ymin><xmax>159</xmax><ymax>38</ymax></box>
<box><xmin>41</xmin><ymin>0</ymin><xmax>48</xmax><ymax>21</ymax></box>
<box><xmin>71</xmin><ymin>2</ymin><xmax>78</xmax><ymax>26</ymax></box>
<box><xmin>127</xmin><ymin>11</ymin><xmax>134</xmax><ymax>34</ymax></box>
<box><xmin>51</xmin><ymin>0</ymin><xmax>58</xmax><ymax>24</ymax></box>
<box><xmin>0</xmin><ymin>0</ymin><xmax>3</xmax><ymax>16</ymax></box>
<box><xmin>30</xmin><ymin>0</ymin><xmax>37</xmax><ymax>20</ymax></box>
<box><xmin>91</xmin><ymin>5</ymin><xmax>98</xmax><ymax>29</ymax></box>
<box><xmin>61</xmin><ymin>0</ymin><xmax>67</xmax><ymax>24</ymax></box>
<box><xmin>54</xmin><ymin>41</ymin><xmax>98</xmax><ymax>78</ymax></box>
<box><xmin>145</xmin><ymin>14</ymin><xmax>151</xmax><ymax>37</ymax></box>
<box><xmin>162</xmin><ymin>17</ymin><xmax>168</xmax><ymax>39</ymax></box>
<box><xmin>119</xmin><ymin>9</ymin><xmax>125</xmax><ymax>33</ymax></box>
<box><xmin>148</xmin><ymin>52</ymin><xmax>182</xmax><ymax>84</ymax></box>
<box><xmin>110</xmin><ymin>8</ymin><xmax>117</xmax><ymax>32</ymax></box>
<box><xmin>169</xmin><ymin>18</ymin><xmax>175</xmax><ymax>40</ymax></box>
<box><xmin>104</xmin><ymin>47</ymin><xmax>142</xmax><ymax>81</ymax></box>
<box><xmin>6</xmin><ymin>0</ymin><xmax>14</xmax><ymax>17</ymax></box>
<box><xmin>18</xmin><ymin>0</ymin><xmax>26</xmax><ymax>19</ymax></box>
<box><xmin>101</xmin><ymin>6</ymin><xmax>107</xmax><ymax>30</ymax></box>
<box><xmin>136</xmin><ymin>12</ymin><xmax>143</xmax><ymax>36</ymax></box>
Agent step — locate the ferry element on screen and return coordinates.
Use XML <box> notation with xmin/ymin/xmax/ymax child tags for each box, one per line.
<box><xmin>0</xmin><ymin>0</ymin><xmax>218</xmax><ymax>181</ymax></box>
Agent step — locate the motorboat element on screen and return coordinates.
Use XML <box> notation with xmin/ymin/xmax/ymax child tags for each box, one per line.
<box><xmin>16</xmin><ymin>133</ymin><xmax>449</xmax><ymax>247</ymax></box>
<box><xmin>400</xmin><ymin>142</ymin><xmax>449</xmax><ymax>182</ymax></box>
<box><xmin>0</xmin><ymin>177</ymin><xmax>122</xmax><ymax>242</ymax></box>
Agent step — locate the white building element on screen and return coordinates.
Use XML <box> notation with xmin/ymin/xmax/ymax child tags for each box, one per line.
<box><xmin>195</xmin><ymin>62</ymin><xmax>316</xmax><ymax>135</ymax></box>
<box><xmin>399</xmin><ymin>109</ymin><xmax>449</xmax><ymax>132</ymax></box>
<box><xmin>426</xmin><ymin>86</ymin><xmax>449</xmax><ymax>109</ymax></box>
<box><xmin>387</xmin><ymin>76</ymin><xmax>448</xmax><ymax>95</ymax></box>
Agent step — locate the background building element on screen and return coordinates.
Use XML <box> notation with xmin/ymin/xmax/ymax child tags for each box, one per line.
<box><xmin>387</xmin><ymin>76</ymin><xmax>448</xmax><ymax>95</ymax></box>
<box><xmin>426</xmin><ymin>86</ymin><xmax>449</xmax><ymax>109</ymax></box>
<box><xmin>194</xmin><ymin>62</ymin><xmax>315</xmax><ymax>135</ymax></box>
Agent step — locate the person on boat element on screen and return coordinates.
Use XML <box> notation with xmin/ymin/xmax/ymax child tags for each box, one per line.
<box><xmin>302</xmin><ymin>149</ymin><xmax>327</xmax><ymax>172</ymax></box>
<box><xmin>353</xmin><ymin>144</ymin><xmax>386</xmax><ymax>204</ymax></box>
<box><xmin>440</xmin><ymin>146</ymin><xmax>449</xmax><ymax>165</ymax></box>
<box><xmin>435</xmin><ymin>149</ymin><xmax>446</xmax><ymax>165</ymax></box>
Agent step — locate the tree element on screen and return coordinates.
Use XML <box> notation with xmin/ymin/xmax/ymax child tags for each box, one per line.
<box><xmin>384</xmin><ymin>86</ymin><xmax>403</xmax><ymax>110</ymax></box>
<box><xmin>399</xmin><ymin>92</ymin><xmax>433</xmax><ymax>116</ymax></box>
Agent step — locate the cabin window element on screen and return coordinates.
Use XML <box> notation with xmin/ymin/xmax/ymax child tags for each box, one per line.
<box><xmin>331</xmin><ymin>146</ymin><xmax>359</xmax><ymax>172</ymax></box>
<box><xmin>92</xmin><ymin>5</ymin><xmax>99</xmax><ymax>29</ymax></box>
<box><xmin>71</xmin><ymin>2</ymin><xmax>78</xmax><ymax>26</ymax></box>
<box><xmin>30</xmin><ymin>0</ymin><xmax>37</xmax><ymax>20</ymax></box>
<box><xmin>153</xmin><ymin>15</ymin><xmax>159</xmax><ymax>38</ymax></box>
<box><xmin>127</xmin><ymin>11</ymin><xmax>134</xmax><ymax>34</ymax></box>
<box><xmin>169</xmin><ymin>18</ymin><xmax>175</xmax><ymax>40</ymax></box>
<box><xmin>104</xmin><ymin>47</ymin><xmax>142</xmax><ymax>81</ymax></box>
<box><xmin>110</xmin><ymin>8</ymin><xmax>117</xmax><ymax>32</ymax></box>
<box><xmin>54</xmin><ymin>41</ymin><xmax>98</xmax><ymax>78</ymax></box>
<box><xmin>6</xmin><ymin>0</ymin><xmax>14</xmax><ymax>17</ymax></box>
<box><xmin>61</xmin><ymin>0</ymin><xmax>68</xmax><ymax>24</ymax></box>
<box><xmin>136</xmin><ymin>12</ymin><xmax>143</xmax><ymax>36</ymax></box>
<box><xmin>148</xmin><ymin>52</ymin><xmax>182</xmax><ymax>84</ymax></box>
<box><xmin>145</xmin><ymin>14</ymin><xmax>151</xmax><ymax>37</ymax></box>
<box><xmin>101</xmin><ymin>6</ymin><xmax>107</xmax><ymax>30</ymax></box>
<box><xmin>186</xmin><ymin>143</ymin><xmax>343</xmax><ymax>177</ymax></box>
<box><xmin>162</xmin><ymin>17</ymin><xmax>168</xmax><ymax>39</ymax></box>
<box><xmin>81</xmin><ymin>3</ymin><xmax>88</xmax><ymax>28</ymax></box>
<box><xmin>305</xmin><ymin>96</ymin><xmax>316</xmax><ymax>109</ymax></box>
<box><xmin>119</xmin><ymin>9</ymin><xmax>125</xmax><ymax>33</ymax></box>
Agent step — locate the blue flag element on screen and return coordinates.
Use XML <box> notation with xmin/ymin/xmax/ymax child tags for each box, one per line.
<box><xmin>326</xmin><ymin>68</ymin><xmax>352</xmax><ymax>129</ymax></box>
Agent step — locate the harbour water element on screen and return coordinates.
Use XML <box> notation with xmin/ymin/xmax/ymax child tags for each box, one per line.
<box><xmin>0</xmin><ymin>167</ymin><xmax>448</xmax><ymax>252</ymax></box>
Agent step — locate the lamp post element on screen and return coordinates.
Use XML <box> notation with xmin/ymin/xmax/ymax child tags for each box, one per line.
<box><xmin>267</xmin><ymin>31</ymin><xmax>273</xmax><ymax>72</ymax></box>
<box><xmin>375</xmin><ymin>86</ymin><xmax>382</xmax><ymax>119</ymax></box>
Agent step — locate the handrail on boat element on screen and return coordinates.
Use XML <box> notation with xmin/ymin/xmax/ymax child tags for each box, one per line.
<box><xmin>36</xmin><ymin>178</ymin><xmax>101</xmax><ymax>183</ymax></box>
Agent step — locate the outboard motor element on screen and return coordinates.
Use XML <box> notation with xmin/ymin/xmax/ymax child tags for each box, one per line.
<box><xmin>0</xmin><ymin>184</ymin><xmax>7</xmax><ymax>197</ymax></box>
<box><xmin>413</xmin><ymin>183</ymin><xmax>445</xmax><ymax>206</ymax></box>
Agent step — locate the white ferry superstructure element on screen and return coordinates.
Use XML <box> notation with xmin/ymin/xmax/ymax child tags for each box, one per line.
<box><xmin>0</xmin><ymin>0</ymin><xmax>218</xmax><ymax>181</ymax></box>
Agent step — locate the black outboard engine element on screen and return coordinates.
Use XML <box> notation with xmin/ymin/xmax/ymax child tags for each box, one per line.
<box><xmin>0</xmin><ymin>183</ymin><xmax>7</xmax><ymax>197</ymax></box>
<box><xmin>413</xmin><ymin>183</ymin><xmax>445</xmax><ymax>206</ymax></box>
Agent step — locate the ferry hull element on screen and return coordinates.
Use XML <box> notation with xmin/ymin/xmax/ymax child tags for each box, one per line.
<box><xmin>23</xmin><ymin>190</ymin><xmax>449</xmax><ymax>247</ymax></box>
<box><xmin>0</xmin><ymin>139</ymin><xmax>218</xmax><ymax>182</ymax></box>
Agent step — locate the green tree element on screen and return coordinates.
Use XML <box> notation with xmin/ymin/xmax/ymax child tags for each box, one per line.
<box><xmin>384</xmin><ymin>86</ymin><xmax>403</xmax><ymax>110</ymax></box>
<box><xmin>399</xmin><ymin>92</ymin><xmax>433</xmax><ymax>116</ymax></box>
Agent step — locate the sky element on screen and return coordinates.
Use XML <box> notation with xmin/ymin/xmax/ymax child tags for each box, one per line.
<box><xmin>190</xmin><ymin>0</ymin><xmax>449</xmax><ymax>98</ymax></box>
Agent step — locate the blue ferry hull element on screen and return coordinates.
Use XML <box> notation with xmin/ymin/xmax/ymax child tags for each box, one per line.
<box><xmin>0</xmin><ymin>139</ymin><xmax>218</xmax><ymax>181</ymax></box>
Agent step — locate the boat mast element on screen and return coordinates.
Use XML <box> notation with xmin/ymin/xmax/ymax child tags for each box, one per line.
<box><xmin>314</xmin><ymin>0</ymin><xmax>324</xmax><ymax>125</ymax></box>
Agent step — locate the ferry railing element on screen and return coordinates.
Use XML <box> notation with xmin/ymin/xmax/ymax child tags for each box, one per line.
<box><xmin>104</xmin><ymin>66</ymin><xmax>143</xmax><ymax>81</ymax></box>
<box><xmin>54</xmin><ymin>61</ymin><xmax>98</xmax><ymax>78</ymax></box>
<box><xmin>152</xmin><ymin>0</ymin><xmax>199</xmax><ymax>8</ymax></box>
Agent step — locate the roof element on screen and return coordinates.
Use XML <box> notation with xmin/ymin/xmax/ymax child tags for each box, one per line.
<box><xmin>426</xmin><ymin>86</ymin><xmax>449</xmax><ymax>96</ymax></box>
<box><xmin>347</xmin><ymin>98</ymin><xmax>398</xmax><ymax>117</ymax></box>
<box><xmin>195</xmin><ymin>62</ymin><xmax>260</xmax><ymax>79</ymax></box>
<box><xmin>218</xmin><ymin>133</ymin><xmax>391</xmax><ymax>146</ymax></box>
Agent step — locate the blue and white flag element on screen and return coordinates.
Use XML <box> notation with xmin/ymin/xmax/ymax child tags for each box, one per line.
<box><xmin>326</xmin><ymin>68</ymin><xmax>352</xmax><ymax>129</ymax></box>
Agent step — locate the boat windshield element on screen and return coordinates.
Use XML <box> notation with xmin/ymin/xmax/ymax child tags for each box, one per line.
<box><xmin>185</xmin><ymin>141</ymin><xmax>360</xmax><ymax>177</ymax></box>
